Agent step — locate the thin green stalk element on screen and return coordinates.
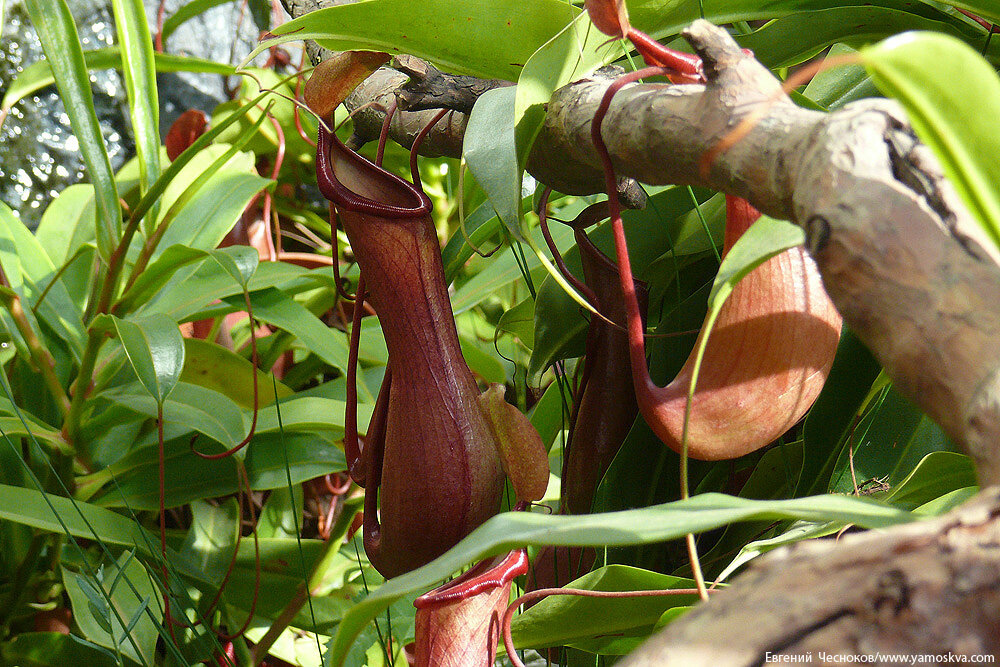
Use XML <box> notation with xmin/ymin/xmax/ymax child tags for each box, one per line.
<box><xmin>0</xmin><ymin>289</ymin><xmax>71</xmax><ymax>419</ymax></box>
<box><xmin>63</xmin><ymin>329</ymin><xmax>104</xmax><ymax>447</ymax></box>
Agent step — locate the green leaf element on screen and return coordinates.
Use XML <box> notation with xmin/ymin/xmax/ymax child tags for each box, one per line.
<box><xmin>94</xmin><ymin>314</ymin><xmax>185</xmax><ymax>406</ymax></box>
<box><xmin>251</xmin><ymin>0</ymin><xmax>579</xmax><ymax>81</ymax></box>
<box><xmin>0</xmin><ymin>483</ymin><xmax>156</xmax><ymax>553</ymax></box>
<box><xmin>465</xmin><ymin>87</ymin><xmax>523</xmax><ymax>238</ymax></box>
<box><xmin>862</xmin><ymin>31</ymin><xmax>1000</xmax><ymax>250</ymax></box>
<box><xmin>736</xmin><ymin>7</ymin><xmax>985</xmax><ymax>69</ymax></box>
<box><xmin>497</xmin><ymin>297</ymin><xmax>535</xmax><ymax>349</ymax></box>
<box><xmin>0</xmin><ymin>203</ymin><xmax>85</xmax><ymax>359</ymax></box>
<box><xmin>511</xmin><ymin>566</ymin><xmax>701</xmax><ymax>653</ymax></box>
<box><xmin>62</xmin><ymin>552</ymin><xmax>162</xmax><ymax>666</ymax></box>
<box><xmin>0</xmin><ymin>632</ymin><xmax>119</xmax><ymax>667</ymax></box>
<box><xmin>180</xmin><ymin>338</ymin><xmax>292</xmax><ymax>410</ymax></box>
<box><xmin>1</xmin><ymin>48</ymin><xmax>234</xmax><ymax>119</ymax></box>
<box><xmin>441</xmin><ymin>199</ymin><xmax>506</xmax><ymax>283</ymax></box>
<box><xmin>883</xmin><ymin>451</ymin><xmax>976</xmax><ymax>510</ymax></box>
<box><xmin>111</xmin><ymin>0</ymin><xmax>161</xmax><ymax>235</ymax></box>
<box><xmin>160</xmin><ymin>0</ymin><xmax>232</xmax><ymax>43</ymax></box>
<box><xmin>23</xmin><ymin>0</ymin><xmax>122</xmax><ymax>261</ymax></box>
<box><xmin>798</xmin><ymin>330</ymin><xmax>881</xmax><ymax>496</ymax></box>
<box><xmin>324</xmin><ymin>493</ymin><xmax>913</xmax><ymax>666</ymax></box>
<box><xmin>514</xmin><ymin>12</ymin><xmax>612</xmax><ymax>167</ymax></box>
<box><xmin>221</xmin><ymin>288</ymin><xmax>350</xmax><ymax>373</ymax></box>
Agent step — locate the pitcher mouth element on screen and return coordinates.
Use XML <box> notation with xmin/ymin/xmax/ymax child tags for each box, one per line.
<box><xmin>316</xmin><ymin>123</ymin><xmax>431</xmax><ymax>218</ymax></box>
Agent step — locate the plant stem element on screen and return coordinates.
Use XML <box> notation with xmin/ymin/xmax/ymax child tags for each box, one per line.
<box><xmin>0</xmin><ymin>288</ymin><xmax>71</xmax><ymax>418</ymax></box>
<box><xmin>62</xmin><ymin>330</ymin><xmax>103</xmax><ymax>448</ymax></box>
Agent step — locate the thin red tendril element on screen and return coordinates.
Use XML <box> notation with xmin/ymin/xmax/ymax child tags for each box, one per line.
<box><xmin>190</xmin><ymin>291</ymin><xmax>260</xmax><ymax>459</ymax></box>
<box><xmin>409</xmin><ymin>109</ymin><xmax>449</xmax><ymax>189</ymax></box>
<box><xmin>537</xmin><ymin>187</ymin><xmax>599</xmax><ymax>307</ymax></box>
<box><xmin>343</xmin><ymin>276</ymin><xmax>367</xmax><ymax>483</ymax></box>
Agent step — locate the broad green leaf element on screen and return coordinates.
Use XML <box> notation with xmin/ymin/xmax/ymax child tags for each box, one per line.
<box><xmin>862</xmin><ymin>31</ymin><xmax>1000</xmax><ymax>249</ymax></box>
<box><xmin>882</xmin><ymin>451</ymin><xmax>976</xmax><ymax>510</ymax></box>
<box><xmin>0</xmin><ymin>203</ymin><xmax>85</xmax><ymax>359</ymax></box>
<box><xmin>100</xmin><ymin>381</ymin><xmax>247</xmax><ymax>449</ymax></box>
<box><xmin>1</xmin><ymin>48</ymin><xmax>234</xmax><ymax>118</ymax></box>
<box><xmin>0</xmin><ymin>632</ymin><xmax>118</xmax><ymax>667</ymax></box>
<box><xmin>716</xmin><ymin>520</ymin><xmax>841</xmax><ymax>582</ymax></box>
<box><xmin>23</xmin><ymin>0</ymin><xmax>121</xmax><ymax>261</ymax></box>
<box><xmin>798</xmin><ymin>330</ymin><xmax>881</xmax><ymax>496</ymax></box>
<box><xmin>258</xmin><ymin>484</ymin><xmax>303</xmax><ymax>540</ymax></box>
<box><xmin>250</xmin><ymin>0</ymin><xmax>579</xmax><ymax>81</ymax></box>
<box><xmin>459</xmin><ymin>336</ymin><xmax>507</xmax><ymax>385</ymax></box>
<box><xmin>510</xmin><ymin>566</ymin><xmax>701</xmax><ymax>653</ymax></box>
<box><xmin>209</xmin><ymin>246</ymin><xmax>258</xmax><ymax>288</ymax></box>
<box><xmin>111</xmin><ymin>0</ymin><xmax>161</xmax><ymax>236</ymax></box>
<box><xmin>497</xmin><ymin>297</ymin><xmax>535</xmax><ymax>349</ymax></box>
<box><xmin>324</xmin><ymin>493</ymin><xmax>913</xmax><ymax>666</ymax></box>
<box><xmin>146</xmin><ymin>260</ymin><xmax>306</xmax><ymax>321</ymax></box>
<box><xmin>529</xmin><ymin>380</ymin><xmax>568</xmax><ymax>451</ymax></box>
<box><xmin>62</xmin><ymin>552</ymin><xmax>162</xmax><ymax>666</ymax></box>
<box><xmin>464</xmin><ymin>87</ymin><xmax>523</xmax><ymax>238</ymax></box>
<box><xmin>180</xmin><ymin>338</ymin><xmax>292</xmax><ymax>410</ymax></box>
<box><xmin>827</xmin><ymin>387</ymin><xmax>958</xmax><ymax>497</ymax></box>
<box><xmin>152</xmin><ymin>154</ymin><xmax>270</xmax><ymax>258</ymax></box>
<box><xmin>514</xmin><ymin>12</ymin><xmax>614</xmax><ymax>166</ymax></box>
<box><xmin>221</xmin><ymin>287</ymin><xmax>350</xmax><ymax>373</ymax></box>
<box><xmin>94</xmin><ymin>314</ymin><xmax>184</xmax><ymax>406</ymax></box>
<box><xmin>35</xmin><ymin>184</ymin><xmax>97</xmax><ymax>265</ymax></box>
<box><xmin>179</xmin><ymin>498</ymin><xmax>239</xmax><ymax>579</ymax></box>
<box><xmin>120</xmin><ymin>244</ymin><xmax>259</xmax><ymax>315</ymax></box>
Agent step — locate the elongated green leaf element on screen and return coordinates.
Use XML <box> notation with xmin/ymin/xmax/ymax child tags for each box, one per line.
<box><xmin>511</xmin><ymin>566</ymin><xmax>701</xmax><ymax>653</ymax></box>
<box><xmin>514</xmin><ymin>12</ymin><xmax>612</xmax><ymax>165</ymax></box>
<box><xmin>88</xmin><ymin>432</ymin><xmax>346</xmax><ymax>510</ymax></box>
<box><xmin>23</xmin><ymin>0</ymin><xmax>121</xmax><ymax>261</ymax></box>
<box><xmin>160</xmin><ymin>0</ymin><xmax>232</xmax><ymax>43</ymax></box>
<box><xmin>883</xmin><ymin>451</ymin><xmax>976</xmax><ymax>510</ymax></box>
<box><xmin>0</xmin><ymin>202</ymin><xmax>85</xmax><ymax>359</ymax></box>
<box><xmin>465</xmin><ymin>87</ymin><xmax>523</xmax><ymax>238</ymax></box>
<box><xmin>94</xmin><ymin>314</ymin><xmax>184</xmax><ymax>406</ymax></box>
<box><xmin>0</xmin><ymin>483</ymin><xmax>155</xmax><ymax>552</ymax></box>
<box><xmin>441</xmin><ymin>198</ymin><xmax>506</xmax><ymax>283</ymax></box>
<box><xmin>862</xmin><ymin>31</ymin><xmax>1000</xmax><ymax>250</ymax></box>
<box><xmin>737</xmin><ymin>7</ymin><xmax>990</xmax><ymax>70</ymax></box>
<box><xmin>111</xmin><ymin>0</ymin><xmax>161</xmax><ymax>236</ymax></box>
<box><xmin>62</xmin><ymin>552</ymin><xmax>162</xmax><ymax>666</ymax></box>
<box><xmin>0</xmin><ymin>632</ymin><xmax>119</xmax><ymax>667</ymax></box>
<box><xmin>249</xmin><ymin>0</ymin><xmax>579</xmax><ymax>81</ymax></box>
<box><xmin>1</xmin><ymin>49</ymin><xmax>234</xmax><ymax>118</ymax></box>
<box><xmin>325</xmin><ymin>493</ymin><xmax>912</xmax><ymax>666</ymax></box>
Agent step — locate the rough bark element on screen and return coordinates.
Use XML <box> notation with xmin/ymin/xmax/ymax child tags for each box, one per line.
<box><xmin>622</xmin><ymin>487</ymin><xmax>1000</xmax><ymax>665</ymax></box>
<box><xmin>279</xmin><ymin>1</ymin><xmax>1000</xmax><ymax>661</ymax></box>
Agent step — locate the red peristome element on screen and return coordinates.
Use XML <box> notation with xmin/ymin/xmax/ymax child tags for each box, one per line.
<box><xmin>412</xmin><ymin>550</ymin><xmax>528</xmax><ymax>667</ymax></box>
